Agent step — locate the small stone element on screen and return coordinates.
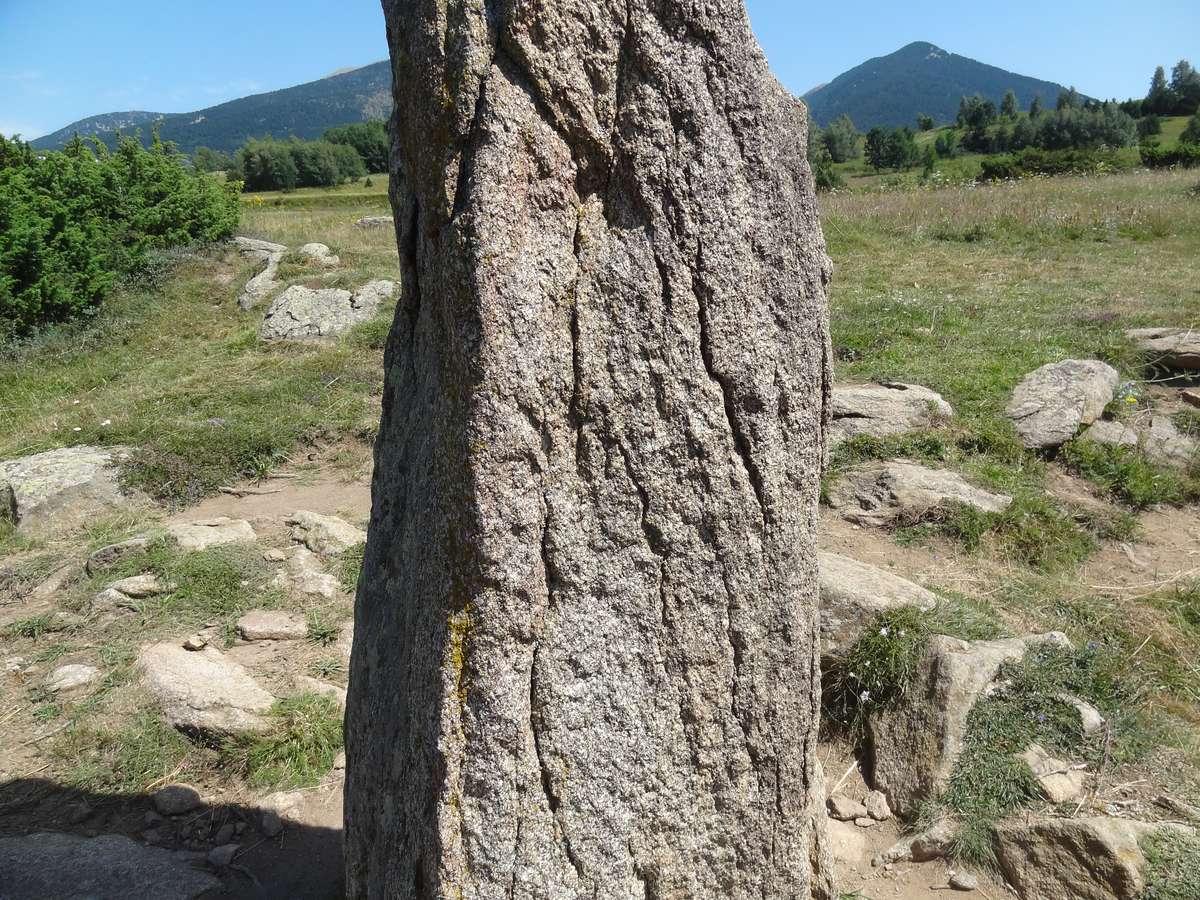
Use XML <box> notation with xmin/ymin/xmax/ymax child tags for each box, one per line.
<box><xmin>827</xmin><ymin>795</ymin><xmax>869</xmax><ymax>821</ymax></box>
<box><xmin>139</xmin><ymin>643</ymin><xmax>274</xmax><ymax>737</ymax></box>
<box><xmin>43</xmin><ymin>664</ymin><xmax>101</xmax><ymax>694</ymax></box>
<box><xmin>237</xmin><ymin>610</ymin><xmax>308</xmax><ymax>642</ymax></box>
<box><xmin>262</xmin><ymin>548</ymin><xmax>288</xmax><ymax>562</ymax></box>
<box><xmin>91</xmin><ymin>587</ymin><xmax>138</xmax><ymax>613</ymax></box>
<box><xmin>299</xmin><ymin>242</ymin><xmax>340</xmax><ymax>266</ymax></box>
<box><xmin>853</xmin><ymin>817</ymin><xmax>876</xmax><ymax>828</ymax></box>
<box><xmin>143</xmin><ymin>811</ymin><xmax>164</xmax><ymax>827</ymax></box>
<box><xmin>910</xmin><ymin>820</ymin><xmax>957</xmax><ymax>862</ymax></box>
<box><xmin>299</xmin><ymin>676</ymin><xmax>347</xmax><ymax>709</ymax></box>
<box><xmin>950</xmin><ymin>871</ymin><xmax>979</xmax><ymax>891</ymax></box>
<box><xmin>4</xmin><ymin>655</ymin><xmax>29</xmax><ymax>674</ymax></box>
<box><xmin>106</xmin><ymin>574</ymin><xmax>173</xmax><ymax>598</ymax></box>
<box><xmin>182</xmin><ymin>634</ymin><xmax>207</xmax><ymax>651</ymax></box>
<box><xmin>354</xmin><ymin>215</ymin><xmax>392</xmax><ymax>229</ymax></box>
<box><xmin>1019</xmin><ymin>744</ymin><xmax>1086</xmax><ymax>804</ymax></box>
<box><xmin>865</xmin><ymin>790</ymin><xmax>893</xmax><ymax>821</ymax></box>
<box><xmin>1006</xmin><ymin>359</ymin><xmax>1119</xmax><ymax>450</ymax></box>
<box><xmin>153</xmin><ymin>784</ymin><xmax>203</xmax><ymax>817</ymax></box>
<box><xmin>1182</xmin><ymin>389</ymin><xmax>1200</xmax><ymax>409</ymax></box>
<box><xmin>86</xmin><ymin>536</ymin><xmax>151</xmax><ymax>575</ymax></box>
<box><xmin>212</xmin><ymin>823</ymin><xmax>236</xmax><ymax>846</ymax></box>
<box><xmin>286</xmin><ymin>510</ymin><xmax>367</xmax><ymax>555</ymax></box>
<box><xmin>333</xmin><ymin>750</ymin><xmax>347</xmax><ymax>771</ymax></box>
<box><xmin>167</xmin><ymin>517</ymin><xmax>256</xmax><ymax>552</ymax></box>
<box><xmin>207</xmin><ymin>843</ymin><xmax>239</xmax><ymax>868</ymax></box>
<box><xmin>260</xmin><ymin>809</ymin><xmax>283</xmax><ymax>837</ymax></box>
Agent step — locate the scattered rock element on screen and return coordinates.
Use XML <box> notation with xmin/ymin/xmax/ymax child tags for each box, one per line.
<box><xmin>42</xmin><ymin>664</ymin><xmax>101</xmax><ymax>694</ymax></box>
<box><xmin>91</xmin><ymin>586</ymin><xmax>139</xmax><ymax>613</ymax></box>
<box><xmin>1182</xmin><ymin>388</ymin><xmax>1200</xmax><ymax>409</ymax></box>
<box><xmin>829</xmin><ymin>382</ymin><xmax>954</xmax><ymax>448</ymax></box>
<box><xmin>333</xmin><ymin>749</ymin><xmax>347</xmax><ymax>771</ymax></box>
<box><xmin>1126</xmin><ymin>327</ymin><xmax>1200</xmax><ymax>373</ymax></box>
<box><xmin>86</xmin><ymin>535</ymin><xmax>152</xmax><ymax>575</ymax></box>
<box><xmin>262</xmin><ymin>548</ymin><xmax>288</xmax><ymax>562</ymax></box>
<box><xmin>853</xmin><ymin>817</ymin><xmax>876</xmax><ymax>828</ymax></box>
<box><xmin>139</xmin><ymin>643</ymin><xmax>274</xmax><ymax>737</ymax></box>
<box><xmin>153</xmin><ymin>784</ymin><xmax>203</xmax><ymax>817</ymax></box>
<box><xmin>211</xmin><ymin>823</ymin><xmax>236</xmax><ymax>846</ymax></box>
<box><xmin>0</xmin><ymin>832</ymin><xmax>219</xmax><ymax>899</ymax></box>
<box><xmin>260</xmin><ymin>809</ymin><xmax>283</xmax><ymax>837</ymax></box>
<box><xmin>335</xmin><ymin>621</ymin><xmax>354</xmax><ymax>662</ymax></box>
<box><xmin>818</xmin><ymin>551</ymin><xmax>937</xmax><ymax>655</ymax></box>
<box><xmin>827</xmin><ymin>795</ymin><xmax>869</xmax><ymax>821</ymax></box>
<box><xmin>298</xmin><ymin>242</ymin><xmax>340</xmax><ymax>266</ymax></box>
<box><xmin>354</xmin><ymin>215</ymin><xmax>392</xmax><ymax>229</ymax></box>
<box><xmin>298</xmin><ymin>675</ymin><xmax>347</xmax><ymax>709</ymax></box>
<box><xmin>865</xmin><ymin>790</ymin><xmax>892</xmax><ymax>822</ymax></box>
<box><xmin>234</xmin><ymin>236</ymin><xmax>286</xmax><ymax>310</ymax></box>
<box><xmin>1019</xmin><ymin>744</ymin><xmax>1086</xmax><ymax>804</ymax></box>
<box><xmin>827</xmin><ymin>460</ymin><xmax>1012</xmax><ymax>528</ymax></box>
<box><xmin>286</xmin><ymin>510</ymin><xmax>366</xmax><ymax>555</ymax></box>
<box><xmin>182</xmin><ymin>634</ymin><xmax>208</xmax><ymax>652</ymax></box>
<box><xmin>237</xmin><ymin>610</ymin><xmax>308</xmax><ymax>642</ymax></box>
<box><xmin>993</xmin><ymin>816</ymin><xmax>1174</xmax><ymax>900</ymax></box>
<box><xmin>272</xmin><ymin>545</ymin><xmax>341</xmax><ymax>598</ymax></box>
<box><xmin>259</xmin><ymin>280</ymin><xmax>395</xmax><ymax>342</ymax></box>
<box><xmin>206</xmin><ymin>843</ymin><xmax>239</xmax><ymax>868</ymax></box>
<box><xmin>868</xmin><ymin>632</ymin><xmax>1071</xmax><ymax>817</ymax></box>
<box><xmin>167</xmin><ymin>517</ymin><xmax>256</xmax><ymax>551</ymax></box>
<box><xmin>950</xmin><ymin>870</ymin><xmax>979</xmax><ymax>892</ymax></box>
<box><xmin>1061</xmin><ymin>695</ymin><xmax>1106</xmax><ymax>736</ymax></box>
<box><xmin>910</xmin><ymin>819</ymin><xmax>958</xmax><ymax>862</ymax></box>
<box><xmin>1006</xmin><ymin>360</ymin><xmax>1119</xmax><ymax>449</ymax></box>
<box><xmin>106</xmin><ymin>574</ymin><xmax>173</xmax><ymax>598</ymax></box>
<box><xmin>1083</xmin><ymin>416</ymin><xmax>1198</xmax><ymax>471</ymax></box>
<box><xmin>0</xmin><ymin>446</ymin><xmax>138</xmax><ymax>537</ymax></box>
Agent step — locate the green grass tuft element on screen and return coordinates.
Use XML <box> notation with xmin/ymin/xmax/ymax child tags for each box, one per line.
<box><xmin>336</xmin><ymin>542</ymin><xmax>365</xmax><ymax>594</ymax></box>
<box><xmin>1063</xmin><ymin>439</ymin><xmax>1200</xmax><ymax>509</ymax></box>
<box><xmin>226</xmin><ymin>693</ymin><xmax>344</xmax><ymax>790</ymax></box>
<box><xmin>1140</xmin><ymin>830</ymin><xmax>1200</xmax><ymax>900</ymax></box>
<box><xmin>57</xmin><ymin>711</ymin><xmax>195</xmax><ymax>792</ymax></box>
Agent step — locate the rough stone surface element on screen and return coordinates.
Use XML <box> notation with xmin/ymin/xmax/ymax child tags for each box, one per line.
<box><xmin>43</xmin><ymin>663</ymin><xmax>101</xmax><ymax>694</ymax></box>
<box><xmin>86</xmin><ymin>535</ymin><xmax>152</xmax><ymax>575</ymax></box>
<box><xmin>0</xmin><ymin>832</ymin><xmax>218</xmax><ymax>899</ymax></box>
<box><xmin>1083</xmin><ymin>416</ymin><xmax>1199</xmax><ymax>471</ymax></box>
<box><xmin>298</xmin><ymin>242</ymin><xmax>340</xmax><ymax>266</ymax></box>
<box><xmin>1182</xmin><ymin>388</ymin><xmax>1200</xmax><ymax>409</ymax></box>
<box><xmin>825</xmin><ymin>819</ymin><xmax>870</xmax><ymax>873</ymax></box>
<box><xmin>818</xmin><ymin>551</ymin><xmax>937</xmax><ymax>655</ymax></box>
<box><xmin>299</xmin><ymin>675</ymin><xmax>348</xmax><ymax>709</ymax></box>
<box><xmin>235</xmin><ymin>236</ymin><xmax>286</xmax><ymax>310</ymax></box>
<box><xmin>154</xmin><ymin>784</ymin><xmax>204</xmax><ymax>817</ymax></box>
<box><xmin>1062</xmin><ymin>695</ymin><xmax>1106</xmax><ymax>736</ymax></box>
<box><xmin>346</xmin><ymin>2</ymin><xmax>834</xmax><ymax>897</ymax></box>
<box><xmin>91</xmin><ymin>586</ymin><xmax>138</xmax><ymax>614</ymax></box>
<box><xmin>864</xmin><ymin>790</ymin><xmax>892</xmax><ymax>822</ymax></box>
<box><xmin>0</xmin><ymin>446</ymin><xmax>137</xmax><ymax>537</ymax></box>
<box><xmin>106</xmin><ymin>573</ymin><xmax>173</xmax><ymax>598</ymax></box>
<box><xmin>827</xmin><ymin>460</ymin><xmax>1012</xmax><ymax>527</ymax></box>
<box><xmin>167</xmin><ymin>517</ymin><xmax>256</xmax><ymax>551</ymax></box>
<box><xmin>237</xmin><ymin>610</ymin><xmax>308</xmax><ymax>642</ymax></box>
<box><xmin>829</xmin><ymin>382</ymin><xmax>953</xmax><ymax>448</ymax></box>
<box><xmin>354</xmin><ymin>215</ymin><xmax>392</xmax><ymax>229</ymax></box>
<box><xmin>950</xmin><ymin>871</ymin><xmax>979</xmax><ymax>891</ymax></box>
<box><xmin>272</xmin><ymin>545</ymin><xmax>341</xmax><ymax>598</ymax></box>
<box><xmin>1127</xmin><ymin>327</ymin><xmax>1200</xmax><ymax>372</ymax></box>
<box><xmin>827</xmin><ymin>795</ymin><xmax>868</xmax><ymax>821</ymax></box>
<box><xmin>1006</xmin><ymin>360</ymin><xmax>1120</xmax><ymax>450</ymax></box>
<box><xmin>139</xmin><ymin>642</ymin><xmax>274</xmax><ymax>737</ymax></box>
<box><xmin>259</xmin><ymin>280</ymin><xmax>395</xmax><ymax>342</ymax></box>
<box><xmin>993</xmin><ymin>817</ymin><xmax>1170</xmax><ymax>900</ymax></box>
<box><xmin>286</xmin><ymin>510</ymin><xmax>365</xmax><ymax>555</ymax></box>
<box><xmin>1019</xmin><ymin>744</ymin><xmax>1086</xmax><ymax>804</ymax></box>
<box><xmin>868</xmin><ymin>632</ymin><xmax>1071</xmax><ymax>817</ymax></box>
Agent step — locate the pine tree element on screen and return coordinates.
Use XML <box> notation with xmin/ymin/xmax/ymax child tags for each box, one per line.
<box><xmin>1029</xmin><ymin>95</ymin><xmax>1043</xmax><ymax>118</ymax></box>
<box><xmin>1001</xmin><ymin>90</ymin><xmax>1018</xmax><ymax>118</ymax></box>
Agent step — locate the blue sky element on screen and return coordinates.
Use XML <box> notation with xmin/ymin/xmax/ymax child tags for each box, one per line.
<box><xmin>1</xmin><ymin>0</ymin><xmax>1197</xmax><ymax>139</ymax></box>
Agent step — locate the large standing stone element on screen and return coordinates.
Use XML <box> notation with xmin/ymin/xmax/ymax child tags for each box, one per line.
<box><xmin>346</xmin><ymin>2</ymin><xmax>834</xmax><ymax>897</ymax></box>
<box><xmin>0</xmin><ymin>446</ymin><xmax>138</xmax><ymax>537</ymax></box>
<box><xmin>829</xmin><ymin>383</ymin><xmax>954</xmax><ymax>448</ymax></box>
<box><xmin>0</xmin><ymin>832</ymin><xmax>219</xmax><ymax>900</ymax></box>
<box><xmin>827</xmin><ymin>460</ymin><xmax>1012</xmax><ymax>527</ymax></box>
<box><xmin>1006</xmin><ymin>360</ymin><xmax>1119</xmax><ymax>450</ymax></box>
<box><xmin>868</xmin><ymin>632</ymin><xmax>1070</xmax><ymax>817</ymax></box>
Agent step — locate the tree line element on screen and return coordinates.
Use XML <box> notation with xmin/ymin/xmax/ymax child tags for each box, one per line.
<box><xmin>1</xmin><ymin>133</ymin><xmax>239</xmax><ymax>337</ymax></box>
<box><xmin>191</xmin><ymin>120</ymin><xmax>389</xmax><ymax>192</ymax></box>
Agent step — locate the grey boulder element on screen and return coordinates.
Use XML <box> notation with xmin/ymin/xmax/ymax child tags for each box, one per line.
<box><xmin>286</xmin><ymin>510</ymin><xmax>366</xmax><ymax>555</ymax></box>
<box><xmin>298</xmin><ymin>242</ymin><xmax>340</xmax><ymax>266</ymax></box>
<box><xmin>1082</xmin><ymin>416</ymin><xmax>1197</xmax><ymax>471</ymax></box>
<box><xmin>1006</xmin><ymin>360</ymin><xmax>1119</xmax><ymax>450</ymax></box>
<box><xmin>818</xmin><ymin>551</ymin><xmax>937</xmax><ymax>655</ymax></box>
<box><xmin>237</xmin><ymin>610</ymin><xmax>308</xmax><ymax>642</ymax></box>
<box><xmin>167</xmin><ymin>517</ymin><xmax>256</xmax><ymax>551</ymax></box>
<box><xmin>0</xmin><ymin>832</ymin><xmax>218</xmax><ymax>900</ymax></box>
<box><xmin>234</xmin><ymin>236</ymin><xmax>286</xmax><ymax>310</ymax></box>
<box><xmin>827</xmin><ymin>460</ymin><xmax>1012</xmax><ymax>527</ymax></box>
<box><xmin>42</xmin><ymin>663</ymin><xmax>102</xmax><ymax>694</ymax></box>
<box><xmin>829</xmin><ymin>382</ymin><xmax>953</xmax><ymax>448</ymax></box>
<box><xmin>1127</xmin><ymin>327</ymin><xmax>1200</xmax><ymax>372</ymax></box>
<box><xmin>139</xmin><ymin>642</ymin><xmax>274</xmax><ymax>737</ymax></box>
<box><xmin>354</xmin><ymin>215</ymin><xmax>392</xmax><ymax>229</ymax></box>
<box><xmin>0</xmin><ymin>446</ymin><xmax>138</xmax><ymax>537</ymax></box>
<box><xmin>259</xmin><ymin>281</ymin><xmax>395</xmax><ymax>342</ymax></box>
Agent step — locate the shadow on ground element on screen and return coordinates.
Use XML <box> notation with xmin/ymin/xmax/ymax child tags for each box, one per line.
<box><xmin>0</xmin><ymin>778</ymin><xmax>344</xmax><ymax>899</ymax></box>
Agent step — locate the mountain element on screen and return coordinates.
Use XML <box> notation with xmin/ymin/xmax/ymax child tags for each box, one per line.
<box><xmin>803</xmin><ymin>42</ymin><xmax>1076</xmax><ymax>130</ymax></box>
<box><xmin>32</xmin><ymin>62</ymin><xmax>391</xmax><ymax>155</ymax></box>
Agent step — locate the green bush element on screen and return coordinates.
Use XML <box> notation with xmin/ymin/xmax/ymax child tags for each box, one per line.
<box><xmin>323</xmin><ymin>120</ymin><xmax>389</xmax><ymax>173</ymax></box>
<box><xmin>0</xmin><ymin>133</ymin><xmax>239</xmax><ymax>336</ymax></box>
<box><xmin>1140</xmin><ymin>142</ymin><xmax>1200</xmax><ymax>169</ymax></box>
<box><xmin>231</xmin><ymin>136</ymin><xmax>367</xmax><ymax>192</ymax></box>
<box><xmin>978</xmin><ymin>148</ymin><xmax>1131</xmax><ymax>181</ymax></box>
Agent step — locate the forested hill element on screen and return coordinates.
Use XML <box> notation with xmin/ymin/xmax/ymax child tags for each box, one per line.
<box><xmin>804</xmin><ymin>42</ymin><xmax>1076</xmax><ymax>129</ymax></box>
<box><xmin>32</xmin><ymin>62</ymin><xmax>391</xmax><ymax>155</ymax></box>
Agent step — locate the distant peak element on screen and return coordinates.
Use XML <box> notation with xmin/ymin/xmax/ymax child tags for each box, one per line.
<box><xmin>897</xmin><ymin>41</ymin><xmax>948</xmax><ymax>57</ymax></box>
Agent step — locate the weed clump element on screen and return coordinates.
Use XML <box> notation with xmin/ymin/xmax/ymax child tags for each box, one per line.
<box><xmin>1062</xmin><ymin>439</ymin><xmax>1199</xmax><ymax>508</ymax></box>
<box><xmin>1141</xmin><ymin>830</ymin><xmax>1200</xmax><ymax>900</ymax></box>
<box><xmin>225</xmin><ymin>693</ymin><xmax>344</xmax><ymax>790</ymax></box>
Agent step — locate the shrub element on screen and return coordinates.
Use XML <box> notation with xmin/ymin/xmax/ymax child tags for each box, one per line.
<box><xmin>1137</xmin><ymin>115</ymin><xmax>1164</xmax><ymax>138</ymax></box>
<box><xmin>1182</xmin><ymin>112</ymin><xmax>1200</xmax><ymax>146</ymax></box>
<box><xmin>1141</xmin><ymin>142</ymin><xmax>1200</xmax><ymax>169</ymax></box>
<box><xmin>231</xmin><ymin>137</ymin><xmax>367</xmax><ymax>192</ymax></box>
<box><xmin>978</xmin><ymin>148</ymin><xmax>1131</xmax><ymax>181</ymax></box>
<box><xmin>323</xmin><ymin>121</ymin><xmax>389</xmax><ymax>173</ymax></box>
<box><xmin>0</xmin><ymin>133</ymin><xmax>239</xmax><ymax>336</ymax></box>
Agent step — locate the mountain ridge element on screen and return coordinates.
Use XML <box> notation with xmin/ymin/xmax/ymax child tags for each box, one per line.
<box><xmin>803</xmin><ymin>42</ymin><xmax>1078</xmax><ymax>129</ymax></box>
<box><xmin>32</xmin><ymin>62</ymin><xmax>391</xmax><ymax>155</ymax></box>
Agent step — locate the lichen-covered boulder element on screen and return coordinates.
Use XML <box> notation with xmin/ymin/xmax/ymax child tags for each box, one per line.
<box><xmin>827</xmin><ymin>459</ymin><xmax>1012</xmax><ymax>527</ymax></box>
<box><xmin>259</xmin><ymin>281</ymin><xmax>395</xmax><ymax>341</ymax></box>
<box><xmin>1006</xmin><ymin>360</ymin><xmax>1119</xmax><ymax>450</ymax></box>
<box><xmin>829</xmin><ymin>383</ymin><xmax>953</xmax><ymax>448</ymax></box>
<box><xmin>0</xmin><ymin>446</ymin><xmax>139</xmax><ymax>537</ymax></box>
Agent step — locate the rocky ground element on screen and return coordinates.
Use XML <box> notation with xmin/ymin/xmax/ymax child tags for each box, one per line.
<box><xmin>2</xmin><ymin>174</ymin><xmax>1200</xmax><ymax>898</ymax></box>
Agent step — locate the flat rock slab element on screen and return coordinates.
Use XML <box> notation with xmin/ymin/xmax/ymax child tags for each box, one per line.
<box><xmin>818</xmin><ymin>551</ymin><xmax>937</xmax><ymax>655</ymax></box>
<box><xmin>827</xmin><ymin>460</ymin><xmax>1012</xmax><ymax>527</ymax></box>
<box><xmin>1127</xmin><ymin>327</ymin><xmax>1200</xmax><ymax>372</ymax></box>
<box><xmin>1019</xmin><ymin>744</ymin><xmax>1086</xmax><ymax>804</ymax></box>
<box><xmin>1006</xmin><ymin>360</ymin><xmax>1119</xmax><ymax>449</ymax></box>
<box><xmin>139</xmin><ymin>642</ymin><xmax>274</xmax><ymax>737</ymax></box>
<box><xmin>829</xmin><ymin>383</ymin><xmax>953</xmax><ymax>448</ymax></box>
<box><xmin>868</xmin><ymin>632</ymin><xmax>1071</xmax><ymax>817</ymax></box>
<box><xmin>86</xmin><ymin>535</ymin><xmax>152</xmax><ymax>575</ymax></box>
<box><xmin>0</xmin><ymin>446</ymin><xmax>138</xmax><ymax>537</ymax></box>
<box><xmin>235</xmin><ymin>237</ymin><xmax>286</xmax><ymax>310</ymax></box>
<box><xmin>233</xmin><ymin>236</ymin><xmax>287</xmax><ymax>258</ymax></box>
<box><xmin>167</xmin><ymin>517</ymin><xmax>256</xmax><ymax>551</ymax></box>
<box><xmin>0</xmin><ymin>832</ymin><xmax>218</xmax><ymax>900</ymax></box>
<box><xmin>43</xmin><ymin>663</ymin><xmax>101</xmax><ymax>694</ymax></box>
<box><xmin>354</xmin><ymin>215</ymin><xmax>392</xmax><ymax>229</ymax></box>
<box><xmin>272</xmin><ymin>545</ymin><xmax>341</xmax><ymax>599</ymax></box>
<box><xmin>259</xmin><ymin>281</ymin><xmax>395</xmax><ymax>342</ymax></box>
<box><xmin>286</xmin><ymin>510</ymin><xmax>366</xmax><ymax>555</ymax></box>
<box><xmin>1083</xmin><ymin>416</ymin><xmax>1197</xmax><ymax>471</ymax></box>
<box><xmin>238</xmin><ymin>610</ymin><xmax>308</xmax><ymax>642</ymax></box>
<box><xmin>993</xmin><ymin>817</ymin><xmax>1171</xmax><ymax>900</ymax></box>
<box><xmin>107</xmin><ymin>573</ymin><xmax>173</xmax><ymax>598</ymax></box>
